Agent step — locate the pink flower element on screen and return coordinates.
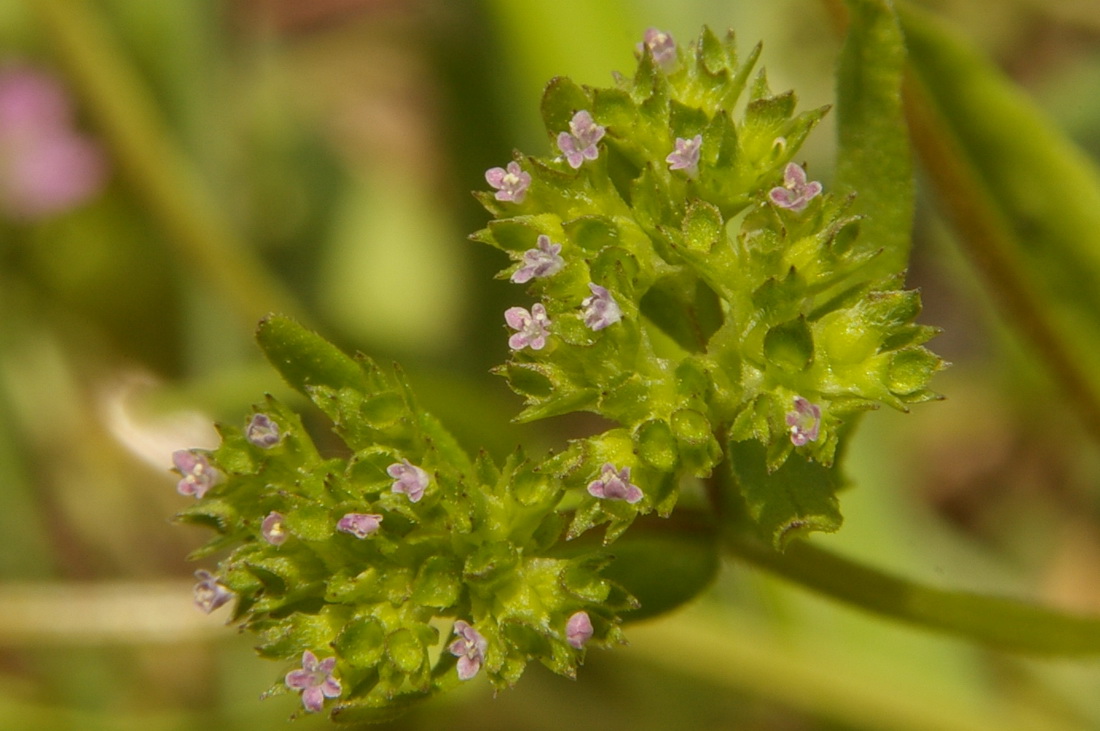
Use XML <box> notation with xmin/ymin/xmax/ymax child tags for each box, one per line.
<box><xmin>581</xmin><ymin>283</ymin><xmax>622</xmax><ymax>331</ymax></box>
<box><xmin>387</xmin><ymin>459</ymin><xmax>429</xmax><ymax>502</ymax></box>
<box><xmin>566</xmin><ymin>611</ymin><xmax>594</xmax><ymax>649</ymax></box>
<box><xmin>285</xmin><ymin>651</ymin><xmax>341</xmax><ymax>713</ymax></box>
<box><xmin>638</xmin><ymin>28</ymin><xmax>677</xmax><ymax>71</ymax></box>
<box><xmin>261</xmin><ymin>511</ymin><xmax>288</xmax><ymax>545</ymax></box>
<box><xmin>505</xmin><ymin>303</ymin><xmax>551</xmax><ymax>350</ymax></box>
<box><xmin>557</xmin><ymin>110</ymin><xmax>605</xmax><ymax>169</ymax></box>
<box><xmin>448</xmin><ymin>620</ymin><xmax>488</xmax><ymax>680</ymax></box>
<box><xmin>172</xmin><ymin>450</ymin><xmax>221</xmax><ymax>499</ymax></box>
<box><xmin>0</xmin><ymin>67</ymin><xmax>107</xmax><ymax>220</ymax></box>
<box><xmin>485</xmin><ymin>161</ymin><xmax>531</xmax><ymax>203</ymax></box>
<box><xmin>336</xmin><ymin>512</ymin><xmax>383</xmax><ymax>538</ymax></box>
<box><xmin>511</xmin><ymin>234</ymin><xmax>564</xmax><ymax>284</ymax></box>
<box><xmin>666</xmin><ymin>134</ymin><xmax>702</xmax><ymax>177</ymax></box>
<box><xmin>246</xmin><ymin>413</ymin><xmax>281</xmax><ymax>448</ymax></box>
<box><xmin>785</xmin><ymin>396</ymin><xmax>822</xmax><ymax>446</ymax></box>
<box><xmin>587</xmin><ymin>463</ymin><xmax>643</xmax><ymax>504</ymax></box>
<box><xmin>768</xmin><ymin>162</ymin><xmax>823</xmax><ymax>212</ymax></box>
<box><xmin>192</xmin><ymin>569</ymin><xmax>232</xmax><ymax>614</ymax></box>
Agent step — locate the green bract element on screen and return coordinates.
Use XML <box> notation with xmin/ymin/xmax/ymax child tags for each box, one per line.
<box><xmin>176</xmin><ymin>26</ymin><xmax>939</xmax><ymax>721</ymax></box>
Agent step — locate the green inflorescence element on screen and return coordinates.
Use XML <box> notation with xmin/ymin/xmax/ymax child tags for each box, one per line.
<box><xmin>175</xmin><ymin>27</ymin><xmax>941</xmax><ymax>722</ymax></box>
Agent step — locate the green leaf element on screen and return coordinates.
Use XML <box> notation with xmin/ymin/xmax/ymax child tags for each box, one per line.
<box><xmin>835</xmin><ymin>0</ymin><xmax>913</xmax><ymax>278</ymax></box>
<box><xmin>590</xmin><ymin>518</ymin><xmax>719</xmax><ymax>622</ymax></box>
<box><xmin>256</xmin><ymin>315</ymin><xmax>363</xmax><ymax>398</ymax></box>
<box><xmin>728</xmin><ymin>439</ymin><xmax>843</xmax><ymax>550</ymax></box>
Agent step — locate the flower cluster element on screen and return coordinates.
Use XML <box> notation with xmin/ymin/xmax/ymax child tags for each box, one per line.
<box><xmin>474</xmin><ymin>27</ymin><xmax>941</xmax><ymax>542</ymax></box>
<box><xmin>176</xmin><ymin>26</ymin><xmax>940</xmax><ymax>721</ymax></box>
<box><xmin>175</xmin><ymin>318</ymin><xmax>630</xmax><ymax>719</ymax></box>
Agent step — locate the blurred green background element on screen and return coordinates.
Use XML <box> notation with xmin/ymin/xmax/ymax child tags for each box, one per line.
<box><xmin>2</xmin><ymin>0</ymin><xmax>1100</xmax><ymax>729</ymax></box>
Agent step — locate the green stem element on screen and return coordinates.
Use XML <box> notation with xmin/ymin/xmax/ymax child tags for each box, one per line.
<box><xmin>26</xmin><ymin>0</ymin><xmax>304</xmax><ymax>327</ymax></box>
<box><xmin>723</xmin><ymin>527</ymin><xmax>1100</xmax><ymax>656</ymax></box>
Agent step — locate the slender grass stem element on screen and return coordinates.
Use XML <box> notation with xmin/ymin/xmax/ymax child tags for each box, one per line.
<box><xmin>26</xmin><ymin>0</ymin><xmax>304</xmax><ymax>327</ymax></box>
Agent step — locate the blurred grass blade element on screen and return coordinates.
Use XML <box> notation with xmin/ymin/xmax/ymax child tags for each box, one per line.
<box><xmin>900</xmin><ymin>3</ymin><xmax>1100</xmax><ymax>434</ymax></box>
<box><xmin>835</xmin><ymin>0</ymin><xmax>914</xmax><ymax>279</ymax></box>
<box><xmin>26</xmin><ymin>0</ymin><xmax>302</xmax><ymax>327</ymax></box>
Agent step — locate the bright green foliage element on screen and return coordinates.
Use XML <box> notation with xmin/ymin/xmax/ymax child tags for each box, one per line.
<box><xmin>177</xmin><ymin>316</ymin><xmax>636</xmax><ymax>719</ymax></box>
<box><xmin>176</xmin><ymin>25</ymin><xmax>939</xmax><ymax>721</ymax></box>
<box><xmin>474</xmin><ymin>27</ymin><xmax>941</xmax><ymax>547</ymax></box>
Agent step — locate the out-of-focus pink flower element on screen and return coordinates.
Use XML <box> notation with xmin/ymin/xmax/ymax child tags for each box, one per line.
<box><xmin>0</xmin><ymin>66</ymin><xmax>107</xmax><ymax>220</ymax></box>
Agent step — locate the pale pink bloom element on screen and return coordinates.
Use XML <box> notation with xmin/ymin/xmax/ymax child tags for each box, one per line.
<box><xmin>192</xmin><ymin>569</ymin><xmax>232</xmax><ymax>614</ymax></box>
<box><xmin>511</xmin><ymin>234</ymin><xmax>564</xmax><ymax>284</ymax></box>
<box><xmin>505</xmin><ymin>303</ymin><xmax>551</xmax><ymax>350</ymax></box>
<box><xmin>557</xmin><ymin>110</ymin><xmax>605</xmax><ymax>169</ymax></box>
<box><xmin>785</xmin><ymin>396</ymin><xmax>822</xmax><ymax>446</ymax></box>
<box><xmin>768</xmin><ymin>162</ymin><xmax>823</xmax><ymax>212</ymax></box>
<box><xmin>336</xmin><ymin>512</ymin><xmax>383</xmax><ymax>538</ymax></box>
<box><xmin>566</xmin><ymin>611</ymin><xmax>594</xmax><ymax>649</ymax></box>
<box><xmin>285</xmin><ymin>651</ymin><xmax>341</xmax><ymax>713</ymax></box>
<box><xmin>387</xmin><ymin>459</ymin><xmax>429</xmax><ymax>502</ymax></box>
<box><xmin>581</xmin><ymin>283</ymin><xmax>622</xmax><ymax>331</ymax></box>
<box><xmin>172</xmin><ymin>449</ymin><xmax>221</xmax><ymax>498</ymax></box>
<box><xmin>587</xmin><ymin>463</ymin><xmax>643</xmax><ymax>504</ymax></box>
<box><xmin>448</xmin><ymin>620</ymin><xmax>488</xmax><ymax>680</ymax></box>
<box><xmin>485</xmin><ymin>160</ymin><xmax>531</xmax><ymax>203</ymax></box>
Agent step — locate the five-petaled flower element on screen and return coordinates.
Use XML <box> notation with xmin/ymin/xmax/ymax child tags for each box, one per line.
<box><xmin>666</xmin><ymin>135</ymin><xmax>702</xmax><ymax>177</ymax></box>
<box><xmin>582</xmin><ymin>283</ymin><xmax>622</xmax><ymax>331</ymax></box>
<box><xmin>246</xmin><ymin>413</ymin><xmax>281</xmax><ymax>448</ymax></box>
<box><xmin>387</xmin><ymin>459</ymin><xmax>429</xmax><ymax>502</ymax></box>
<box><xmin>285</xmin><ymin>651</ymin><xmax>342</xmax><ymax>713</ymax></box>
<box><xmin>505</xmin><ymin>303</ymin><xmax>551</xmax><ymax>350</ymax></box>
<box><xmin>449</xmin><ymin>620</ymin><xmax>488</xmax><ymax>680</ymax></box>
<box><xmin>485</xmin><ymin>160</ymin><xmax>531</xmax><ymax>203</ymax></box>
<box><xmin>566</xmin><ymin>611</ymin><xmax>594</xmax><ymax>649</ymax></box>
<box><xmin>172</xmin><ymin>449</ymin><xmax>221</xmax><ymax>498</ymax></box>
<box><xmin>557</xmin><ymin>110</ymin><xmax>605</xmax><ymax>169</ymax></box>
<box><xmin>768</xmin><ymin>162</ymin><xmax>823</xmax><ymax>212</ymax></box>
<box><xmin>786</xmin><ymin>396</ymin><xmax>822</xmax><ymax>446</ymax></box>
<box><xmin>192</xmin><ymin>569</ymin><xmax>233</xmax><ymax>614</ymax></box>
<box><xmin>336</xmin><ymin>512</ymin><xmax>383</xmax><ymax>538</ymax></box>
<box><xmin>261</xmin><ymin>511</ymin><xmax>288</xmax><ymax>545</ymax></box>
<box><xmin>511</xmin><ymin>234</ymin><xmax>565</xmax><ymax>284</ymax></box>
<box><xmin>638</xmin><ymin>28</ymin><xmax>677</xmax><ymax>71</ymax></box>
<box><xmin>587</xmin><ymin>463</ymin><xmax>643</xmax><ymax>503</ymax></box>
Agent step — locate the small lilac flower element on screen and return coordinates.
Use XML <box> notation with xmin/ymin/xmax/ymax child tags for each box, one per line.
<box><xmin>638</xmin><ymin>28</ymin><xmax>677</xmax><ymax>71</ymax></box>
<box><xmin>0</xmin><ymin>67</ymin><xmax>107</xmax><ymax>220</ymax></box>
<box><xmin>666</xmin><ymin>134</ymin><xmax>702</xmax><ymax>177</ymax></box>
<box><xmin>246</xmin><ymin>413</ymin><xmax>281</xmax><ymax>448</ymax></box>
<box><xmin>511</xmin><ymin>234</ymin><xmax>565</xmax><ymax>284</ymax></box>
<box><xmin>448</xmin><ymin>620</ymin><xmax>488</xmax><ymax>680</ymax></box>
<box><xmin>172</xmin><ymin>449</ymin><xmax>221</xmax><ymax>499</ymax></box>
<box><xmin>587</xmin><ymin>463</ymin><xmax>643</xmax><ymax>504</ymax></box>
<box><xmin>557</xmin><ymin>110</ymin><xmax>605</xmax><ymax>169</ymax></box>
<box><xmin>261</xmin><ymin>511</ymin><xmax>288</xmax><ymax>545</ymax></box>
<box><xmin>285</xmin><ymin>651</ymin><xmax>341</xmax><ymax>713</ymax></box>
<box><xmin>485</xmin><ymin>160</ymin><xmax>531</xmax><ymax>204</ymax></box>
<box><xmin>582</xmin><ymin>283</ymin><xmax>622</xmax><ymax>331</ymax></box>
<box><xmin>768</xmin><ymin>162</ymin><xmax>823</xmax><ymax>212</ymax></box>
<box><xmin>336</xmin><ymin>512</ymin><xmax>383</xmax><ymax>538</ymax></box>
<box><xmin>566</xmin><ymin>611</ymin><xmax>594</xmax><ymax>649</ymax></box>
<box><xmin>786</xmin><ymin>396</ymin><xmax>822</xmax><ymax>447</ymax></box>
<box><xmin>193</xmin><ymin>569</ymin><xmax>232</xmax><ymax>614</ymax></box>
<box><xmin>505</xmin><ymin>303</ymin><xmax>551</xmax><ymax>350</ymax></box>
<box><xmin>387</xmin><ymin>458</ymin><xmax>429</xmax><ymax>502</ymax></box>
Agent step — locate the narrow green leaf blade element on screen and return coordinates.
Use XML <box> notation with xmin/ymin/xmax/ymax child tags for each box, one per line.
<box><xmin>835</xmin><ymin>0</ymin><xmax>913</xmax><ymax>278</ymax></box>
